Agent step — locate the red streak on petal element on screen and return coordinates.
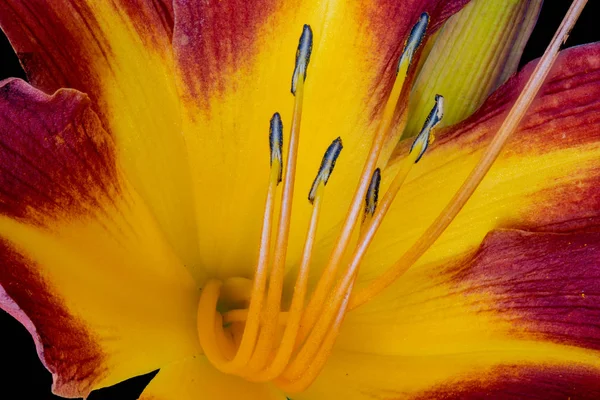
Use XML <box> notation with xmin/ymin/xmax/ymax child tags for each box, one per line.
<box><xmin>524</xmin><ymin>167</ymin><xmax>600</xmax><ymax>233</ymax></box>
<box><xmin>452</xmin><ymin>229</ymin><xmax>600</xmax><ymax>351</ymax></box>
<box><xmin>363</xmin><ymin>0</ymin><xmax>469</xmax><ymax>122</ymax></box>
<box><xmin>0</xmin><ymin>79</ymin><xmax>120</xmax><ymax>226</ymax></box>
<box><xmin>0</xmin><ymin>238</ymin><xmax>106</xmax><ymax>397</ymax></box>
<box><xmin>413</xmin><ymin>364</ymin><xmax>600</xmax><ymax>400</ymax></box>
<box><xmin>117</xmin><ymin>0</ymin><xmax>174</xmax><ymax>47</ymax></box>
<box><xmin>0</xmin><ymin>1</ymin><xmax>110</xmax><ymax>97</ymax></box>
<box><xmin>173</xmin><ymin>0</ymin><xmax>279</xmax><ymax>101</ymax></box>
<box><xmin>433</xmin><ymin>44</ymin><xmax>600</xmax><ymax>156</ymax></box>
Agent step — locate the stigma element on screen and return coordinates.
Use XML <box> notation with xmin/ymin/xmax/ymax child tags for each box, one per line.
<box><xmin>195</xmin><ymin>0</ymin><xmax>584</xmax><ymax>392</ymax></box>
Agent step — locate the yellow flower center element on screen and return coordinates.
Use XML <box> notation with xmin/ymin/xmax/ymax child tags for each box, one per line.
<box><xmin>194</xmin><ymin>1</ymin><xmax>585</xmax><ymax>392</ymax></box>
<box><xmin>194</xmin><ymin>16</ymin><xmax>434</xmax><ymax>392</ymax></box>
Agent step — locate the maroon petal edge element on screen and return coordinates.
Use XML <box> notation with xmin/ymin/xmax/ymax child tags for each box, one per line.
<box><xmin>0</xmin><ymin>238</ymin><xmax>106</xmax><ymax>398</ymax></box>
<box><xmin>0</xmin><ymin>78</ymin><xmax>120</xmax><ymax>226</ymax></box>
<box><xmin>413</xmin><ymin>364</ymin><xmax>600</xmax><ymax>400</ymax></box>
<box><xmin>173</xmin><ymin>0</ymin><xmax>470</xmax><ymax>103</ymax></box>
<box><xmin>449</xmin><ymin>228</ymin><xmax>600</xmax><ymax>351</ymax></box>
<box><xmin>0</xmin><ymin>0</ymin><xmax>173</xmax><ymax>109</ymax></box>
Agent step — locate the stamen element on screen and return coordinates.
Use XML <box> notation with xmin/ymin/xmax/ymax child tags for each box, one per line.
<box><xmin>298</xmin><ymin>13</ymin><xmax>430</xmax><ymax>343</ymax></box>
<box><xmin>249</xmin><ymin>138</ymin><xmax>343</xmax><ymax>382</ymax></box>
<box><xmin>198</xmin><ymin>1</ymin><xmax>587</xmax><ymax>391</ymax></box>
<box><xmin>284</xmin><ymin>95</ymin><xmax>443</xmax><ymax>379</ymax></box>
<box><xmin>349</xmin><ymin>0</ymin><xmax>589</xmax><ymax>309</ymax></box>
<box><xmin>270</xmin><ymin>112</ymin><xmax>284</xmax><ymax>184</ymax></box>
<box><xmin>196</xmin><ymin>113</ymin><xmax>282</xmax><ymax>373</ymax></box>
<box><xmin>410</xmin><ymin>94</ymin><xmax>443</xmax><ymax>163</ymax></box>
<box><xmin>249</xmin><ymin>25</ymin><xmax>314</xmax><ymax>372</ymax></box>
<box><xmin>196</xmin><ymin>279</ymin><xmax>233</xmax><ymax>365</ymax></box>
<box><xmin>291</xmin><ymin>24</ymin><xmax>314</xmax><ymax>95</ymax></box>
<box><xmin>398</xmin><ymin>13</ymin><xmax>429</xmax><ymax>73</ymax></box>
<box><xmin>276</xmin><ymin>282</ymin><xmax>353</xmax><ymax>393</ymax></box>
<box><xmin>308</xmin><ymin>137</ymin><xmax>343</xmax><ymax>203</ymax></box>
<box><xmin>362</xmin><ymin>168</ymin><xmax>381</xmax><ymax>231</ymax></box>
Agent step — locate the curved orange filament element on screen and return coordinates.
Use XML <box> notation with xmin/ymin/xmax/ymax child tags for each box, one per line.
<box><xmin>250</xmin><ymin>182</ymin><xmax>325</xmax><ymax>382</ymax></box>
<box><xmin>297</xmin><ymin>51</ymin><xmax>413</xmax><ymax>344</ymax></box>
<box><xmin>284</xmin><ymin>152</ymin><xmax>420</xmax><ymax>373</ymax></box>
<box><xmin>277</xmin><ymin>280</ymin><xmax>353</xmax><ymax>393</ymax></box>
<box><xmin>249</xmin><ymin>79</ymin><xmax>306</xmax><ymax>372</ymax></box>
<box><xmin>196</xmin><ymin>1</ymin><xmax>587</xmax><ymax>392</ymax></box>
<box><xmin>196</xmin><ymin>163</ymin><xmax>279</xmax><ymax>374</ymax></box>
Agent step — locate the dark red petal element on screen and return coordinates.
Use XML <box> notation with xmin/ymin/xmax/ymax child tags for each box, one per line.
<box><xmin>452</xmin><ymin>228</ymin><xmax>600</xmax><ymax>352</ymax></box>
<box><xmin>173</xmin><ymin>0</ymin><xmax>470</xmax><ymax>102</ymax></box>
<box><xmin>326</xmin><ymin>227</ymin><xmax>600</xmax><ymax>399</ymax></box>
<box><xmin>437</xmin><ymin>43</ymin><xmax>600</xmax><ymax>232</ymax></box>
<box><xmin>435</xmin><ymin>43</ymin><xmax>600</xmax><ymax>156</ymax></box>
<box><xmin>0</xmin><ymin>0</ymin><xmax>173</xmax><ymax>99</ymax></box>
<box><xmin>0</xmin><ymin>79</ymin><xmax>201</xmax><ymax>397</ymax></box>
<box><xmin>0</xmin><ymin>78</ymin><xmax>119</xmax><ymax>225</ymax></box>
<box><xmin>0</xmin><ymin>238</ymin><xmax>105</xmax><ymax>396</ymax></box>
<box><xmin>414</xmin><ymin>365</ymin><xmax>600</xmax><ymax>400</ymax></box>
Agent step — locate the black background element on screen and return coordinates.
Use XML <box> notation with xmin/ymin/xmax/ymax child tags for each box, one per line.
<box><xmin>0</xmin><ymin>2</ymin><xmax>599</xmax><ymax>399</ymax></box>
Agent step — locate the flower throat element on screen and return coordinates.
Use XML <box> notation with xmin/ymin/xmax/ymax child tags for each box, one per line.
<box><xmin>196</xmin><ymin>1</ymin><xmax>587</xmax><ymax>393</ymax></box>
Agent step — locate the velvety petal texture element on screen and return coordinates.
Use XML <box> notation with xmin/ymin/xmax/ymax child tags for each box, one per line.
<box><xmin>415</xmin><ymin>365</ymin><xmax>600</xmax><ymax>399</ymax></box>
<box><xmin>301</xmin><ymin>228</ymin><xmax>600</xmax><ymax>399</ymax></box>
<box><xmin>0</xmin><ymin>0</ymin><xmax>201</xmax><ymax>279</ymax></box>
<box><xmin>139</xmin><ymin>356</ymin><xmax>285</xmax><ymax>400</ymax></box>
<box><xmin>354</xmin><ymin>42</ymin><xmax>600</xmax><ymax>286</ymax></box>
<box><xmin>1</xmin><ymin>1</ymin><xmax>599</xmax><ymax>399</ymax></box>
<box><xmin>0</xmin><ymin>0</ymin><xmax>173</xmax><ymax>97</ymax></box>
<box><xmin>301</xmin><ymin>43</ymin><xmax>600</xmax><ymax>399</ymax></box>
<box><xmin>172</xmin><ymin>0</ymin><xmax>469</xmax><ymax>279</ymax></box>
<box><xmin>0</xmin><ymin>80</ymin><xmax>201</xmax><ymax>397</ymax></box>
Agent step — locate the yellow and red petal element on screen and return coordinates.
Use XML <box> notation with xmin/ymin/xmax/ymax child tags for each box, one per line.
<box><xmin>0</xmin><ymin>0</ymin><xmax>173</xmax><ymax>97</ymax></box>
<box><xmin>349</xmin><ymin>42</ymin><xmax>600</xmax><ymax>286</ymax></box>
<box><xmin>300</xmin><ymin>351</ymin><xmax>600</xmax><ymax>400</ymax></box>
<box><xmin>172</xmin><ymin>0</ymin><xmax>470</xmax><ymax>278</ymax></box>
<box><xmin>0</xmin><ymin>1</ymin><xmax>202</xmax><ymax>278</ymax></box>
<box><xmin>298</xmin><ymin>42</ymin><xmax>600</xmax><ymax>400</ymax></box>
<box><xmin>304</xmin><ymin>228</ymin><xmax>600</xmax><ymax>399</ymax></box>
<box><xmin>415</xmin><ymin>365</ymin><xmax>600</xmax><ymax>399</ymax></box>
<box><xmin>0</xmin><ymin>80</ymin><xmax>200</xmax><ymax>397</ymax></box>
<box><xmin>139</xmin><ymin>356</ymin><xmax>285</xmax><ymax>400</ymax></box>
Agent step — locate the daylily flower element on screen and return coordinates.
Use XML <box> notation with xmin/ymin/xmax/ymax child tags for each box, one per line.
<box><xmin>0</xmin><ymin>0</ymin><xmax>598</xmax><ymax>399</ymax></box>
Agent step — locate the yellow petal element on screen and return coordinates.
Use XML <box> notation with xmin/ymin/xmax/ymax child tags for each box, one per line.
<box><xmin>0</xmin><ymin>81</ymin><xmax>200</xmax><ymax>397</ymax></box>
<box><xmin>0</xmin><ymin>0</ymin><xmax>202</xmax><ymax>280</ymax></box>
<box><xmin>139</xmin><ymin>356</ymin><xmax>285</xmax><ymax>400</ymax></box>
<box><xmin>300</xmin><ymin>349</ymin><xmax>600</xmax><ymax>399</ymax></box>
<box><xmin>172</xmin><ymin>0</ymin><xmax>470</xmax><ymax>278</ymax></box>
<box><xmin>355</xmin><ymin>43</ymin><xmax>600</xmax><ymax>286</ymax></box>
<box><xmin>306</xmin><ymin>228</ymin><xmax>600</xmax><ymax>398</ymax></box>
